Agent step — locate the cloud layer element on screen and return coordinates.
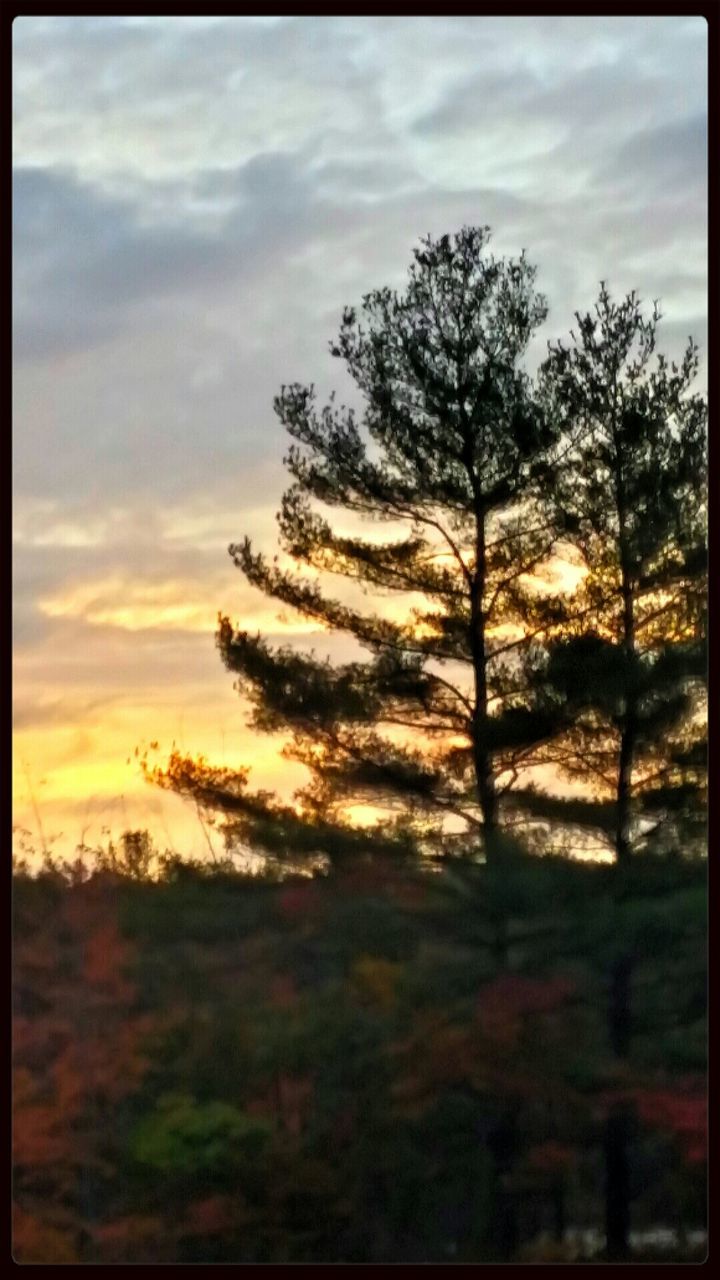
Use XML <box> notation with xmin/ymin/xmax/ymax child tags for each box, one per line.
<box><xmin>13</xmin><ymin>15</ymin><xmax>707</xmax><ymax>854</ymax></box>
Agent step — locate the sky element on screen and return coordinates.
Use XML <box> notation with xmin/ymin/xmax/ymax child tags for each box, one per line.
<box><xmin>12</xmin><ymin>15</ymin><xmax>707</xmax><ymax>862</ymax></box>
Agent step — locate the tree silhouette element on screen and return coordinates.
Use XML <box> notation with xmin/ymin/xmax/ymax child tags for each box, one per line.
<box><xmin>149</xmin><ymin>227</ymin><xmax>566</xmax><ymax>866</ymax></box>
<box><xmin>511</xmin><ymin>287</ymin><xmax>707</xmax><ymax>1260</ymax></box>
<box><xmin>512</xmin><ymin>285</ymin><xmax>707</xmax><ymax>864</ymax></box>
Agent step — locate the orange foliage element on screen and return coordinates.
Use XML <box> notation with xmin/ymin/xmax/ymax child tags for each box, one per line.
<box><xmin>352</xmin><ymin>954</ymin><xmax>401</xmax><ymax>1010</ymax></box>
<box><xmin>94</xmin><ymin>1214</ymin><xmax>165</xmax><ymax>1263</ymax></box>
<box><xmin>83</xmin><ymin>920</ymin><xmax>136</xmax><ymax>1002</ymax></box>
<box><xmin>476</xmin><ymin>974</ymin><xmax>575</xmax><ymax>1049</ymax></box>
<box><xmin>278</xmin><ymin>1072</ymin><xmax>314</xmax><ymax>1137</ymax></box>
<box><xmin>183</xmin><ymin>1196</ymin><xmax>243</xmax><ymax>1237</ymax></box>
<box><xmin>391</xmin><ymin>1015</ymin><xmax>477</xmax><ymax>1106</ymax></box>
<box><xmin>269</xmin><ymin>973</ymin><xmax>300</xmax><ymax>1009</ymax></box>
<box><xmin>524</xmin><ymin>1140</ymin><xmax>577</xmax><ymax>1175</ymax></box>
<box><xmin>277</xmin><ymin>882</ymin><xmax>323</xmax><ymax>921</ymax></box>
<box><xmin>248</xmin><ymin>1072</ymin><xmax>314</xmax><ymax>1137</ymax></box>
<box><xmin>12</xmin><ymin>1204</ymin><xmax>78</xmax><ymax>1264</ymax></box>
<box><xmin>13</xmin><ymin>883</ymin><xmax>156</xmax><ymax>1262</ymax></box>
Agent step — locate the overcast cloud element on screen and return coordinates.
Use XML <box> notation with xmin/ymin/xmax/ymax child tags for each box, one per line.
<box><xmin>12</xmin><ymin>15</ymin><xmax>707</xmax><ymax>855</ymax></box>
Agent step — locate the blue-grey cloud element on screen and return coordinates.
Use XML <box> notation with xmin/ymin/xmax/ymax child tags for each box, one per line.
<box><xmin>13</xmin><ymin>154</ymin><xmax>322</xmax><ymax>361</ymax></box>
<box><xmin>602</xmin><ymin>114</ymin><xmax>706</xmax><ymax>199</ymax></box>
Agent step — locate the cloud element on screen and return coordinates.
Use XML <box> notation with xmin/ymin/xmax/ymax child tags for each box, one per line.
<box><xmin>601</xmin><ymin>114</ymin><xmax>706</xmax><ymax>200</ymax></box>
<box><xmin>12</xmin><ymin>16</ymin><xmax>388</xmax><ymax>188</ymax></box>
<box><xmin>36</xmin><ymin>571</ymin><xmax>326</xmax><ymax>636</ymax></box>
<box><xmin>13</xmin><ymin>15</ymin><xmax>707</xmax><ymax>855</ymax></box>
<box><xmin>12</xmin><ymin>153</ymin><xmax>324</xmax><ymax>362</ymax></box>
<box><xmin>13</xmin><ymin>693</ymin><xmax>121</xmax><ymax>733</ymax></box>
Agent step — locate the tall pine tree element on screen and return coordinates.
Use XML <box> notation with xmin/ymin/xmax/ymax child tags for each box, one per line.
<box><xmin>148</xmin><ymin>227</ymin><xmax>565</xmax><ymax>867</ymax></box>
<box><xmin>513</xmin><ymin>285</ymin><xmax>707</xmax><ymax>864</ymax></box>
<box><xmin>518</xmin><ymin>287</ymin><xmax>707</xmax><ymax>1260</ymax></box>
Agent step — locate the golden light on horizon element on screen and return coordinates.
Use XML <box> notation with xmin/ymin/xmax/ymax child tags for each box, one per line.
<box><xmin>15</xmin><ymin>545</ymin><xmax>597</xmax><ymax>865</ymax></box>
<box><xmin>12</xmin><ymin>675</ymin><xmax>308</xmax><ymax>862</ymax></box>
<box><xmin>37</xmin><ymin>576</ymin><xmax>329</xmax><ymax>637</ymax></box>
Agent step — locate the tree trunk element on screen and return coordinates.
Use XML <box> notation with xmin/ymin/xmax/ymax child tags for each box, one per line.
<box><xmin>615</xmin><ymin>725</ymin><xmax>633</xmax><ymax>865</ymax></box>
<box><xmin>604</xmin><ymin>952</ymin><xmax>633</xmax><ymax>1260</ymax></box>
<box><xmin>615</xmin><ymin>560</ymin><xmax>636</xmax><ymax>865</ymax></box>
<box><xmin>604</xmin><ymin>1106</ymin><xmax>631</xmax><ymax>1260</ymax></box>
<box><xmin>552</xmin><ymin>1180</ymin><xmax>566</xmax><ymax>1245</ymax></box>
<box><xmin>605</xmin><ymin>476</ymin><xmax>636</xmax><ymax>1255</ymax></box>
<box><xmin>469</xmin><ymin>505</ymin><xmax>498</xmax><ymax>858</ymax></box>
<box><xmin>489</xmin><ymin>1109</ymin><xmax>519</xmax><ymax>1259</ymax></box>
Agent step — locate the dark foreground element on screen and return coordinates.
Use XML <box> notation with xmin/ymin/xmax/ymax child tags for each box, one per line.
<box><xmin>13</xmin><ymin>852</ymin><xmax>706</xmax><ymax>1263</ymax></box>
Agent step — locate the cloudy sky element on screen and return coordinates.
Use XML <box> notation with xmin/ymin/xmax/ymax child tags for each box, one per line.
<box><xmin>13</xmin><ymin>15</ymin><xmax>707</xmax><ymax>859</ymax></box>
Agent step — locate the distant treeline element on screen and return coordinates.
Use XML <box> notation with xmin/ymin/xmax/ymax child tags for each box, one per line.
<box><xmin>13</xmin><ymin>851</ymin><xmax>706</xmax><ymax>1263</ymax></box>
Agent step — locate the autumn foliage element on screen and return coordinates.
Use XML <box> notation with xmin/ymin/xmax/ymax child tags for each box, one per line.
<box><xmin>13</xmin><ymin>856</ymin><xmax>706</xmax><ymax>1263</ymax></box>
<box><xmin>13</xmin><ymin>880</ymin><xmax>158</xmax><ymax>1262</ymax></box>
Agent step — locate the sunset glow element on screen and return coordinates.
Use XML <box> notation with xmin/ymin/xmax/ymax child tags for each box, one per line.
<box><xmin>13</xmin><ymin>16</ymin><xmax>706</xmax><ymax>862</ymax></box>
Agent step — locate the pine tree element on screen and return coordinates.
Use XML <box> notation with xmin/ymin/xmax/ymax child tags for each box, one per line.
<box><xmin>509</xmin><ymin>285</ymin><xmax>707</xmax><ymax>864</ymax></box>
<box><xmin>514</xmin><ymin>287</ymin><xmax>707</xmax><ymax>1260</ymax></box>
<box><xmin>148</xmin><ymin>227</ymin><xmax>564</xmax><ymax>867</ymax></box>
